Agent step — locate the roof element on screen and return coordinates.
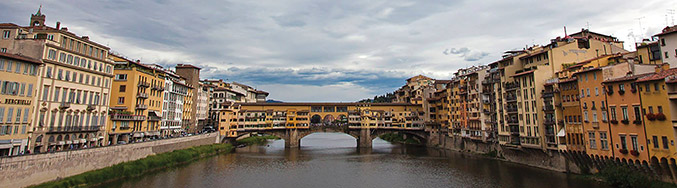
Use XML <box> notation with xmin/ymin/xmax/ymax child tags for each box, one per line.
<box><xmin>0</xmin><ymin>52</ymin><xmax>42</xmax><ymax>64</ymax></box>
<box><xmin>512</xmin><ymin>70</ymin><xmax>535</xmax><ymax>77</ymax></box>
<box><xmin>573</xmin><ymin>67</ymin><xmax>601</xmax><ymax>75</ymax></box>
<box><xmin>176</xmin><ymin>64</ymin><xmax>201</xmax><ymax>70</ymax></box>
<box><xmin>558</xmin><ymin>77</ymin><xmax>577</xmax><ymax>83</ymax></box>
<box><xmin>637</xmin><ymin>68</ymin><xmax>677</xmax><ymax>82</ymax></box>
<box><xmin>519</xmin><ymin>50</ymin><xmax>547</xmax><ymax>60</ymax></box>
<box><xmin>254</xmin><ymin>90</ymin><xmax>269</xmax><ymax>95</ymax></box>
<box><xmin>654</xmin><ymin>25</ymin><xmax>677</xmax><ymax>37</ymax></box>
<box><xmin>603</xmin><ymin>73</ymin><xmax>651</xmax><ymax>83</ymax></box>
<box><xmin>434</xmin><ymin>80</ymin><xmax>452</xmax><ymax>84</ymax></box>
<box><xmin>235</xmin><ymin>102</ymin><xmax>421</xmax><ymax>107</ymax></box>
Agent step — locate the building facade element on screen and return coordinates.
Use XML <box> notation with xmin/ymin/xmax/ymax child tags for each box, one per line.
<box><xmin>0</xmin><ymin>53</ymin><xmax>42</xmax><ymax>156</ymax></box>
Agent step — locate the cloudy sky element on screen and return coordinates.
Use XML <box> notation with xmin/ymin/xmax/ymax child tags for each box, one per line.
<box><xmin>1</xmin><ymin>1</ymin><xmax>676</xmax><ymax>101</ymax></box>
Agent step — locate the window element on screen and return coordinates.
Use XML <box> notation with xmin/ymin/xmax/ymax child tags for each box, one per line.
<box><xmin>118</xmin><ymin>97</ymin><xmax>124</xmax><ymax>104</ymax></box>
<box><xmin>600</xmin><ymin>132</ymin><xmax>608</xmax><ymax>150</ymax></box>
<box><xmin>119</xmin><ymin>85</ymin><xmax>126</xmax><ymax>92</ymax></box>
<box><xmin>589</xmin><ymin>132</ymin><xmax>596</xmax><ymax>149</ymax></box>
<box><xmin>658</xmin><ymin>106</ymin><xmax>663</xmax><ymax>113</ymax></box>
<box><xmin>666</xmin><ymin>52</ymin><xmax>669</xmax><ymax>59</ymax></box>
<box><xmin>592</xmin><ymin>111</ymin><xmax>598</xmax><ymax>122</ymax></box>
<box><xmin>602</xmin><ymin>110</ymin><xmax>608</xmax><ymax>121</ymax></box>
<box><xmin>22</xmin><ymin>108</ymin><xmax>28</xmax><ymax>123</ymax></box>
<box><xmin>6</xmin><ymin>108</ymin><xmax>13</xmax><ymax>123</ymax></box>
<box><xmin>645</xmin><ymin>84</ymin><xmax>651</xmax><ymax>92</ymax></box>
<box><xmin>620</xmin><ymin>135</ymin><xmax>627</xmax><ymax>150</ymax></box>
<box><xmin>586</xmin><ymin>88</ymin><xmax>590</xmax><ymax>97</ymax></box>
<box><xmin>633</xmin><ymin>106</ymin><xmax>641</xmax><ymax>121</ymax></box>
<box><xmin>595</xmin><ymin>88</ymin><xmax>599</xmax><ymax>96</ymax></box>
<box><xmin>619</xmin><ymin>84</ymin><xmax>625</xmax><ymax>92</ymax></box>
<box><xmin>653</xmin><ymin>136</ymin><xmax>659</xmax><ymax>148</ymax></box>
<box><xmin>631</xmin><ymin>135</ymin><xmax>638</xmax><ymax>151</ymax></box>
<box><xmin>662</xmin><ymin>136</ymin><xmax>669</xmax><ymax>149</ymax></box>
<box><xmin>621</xmin><ymin>107</ymin><xmax>628</xmax><ymax>120</ymax></box>
<box><xmin>583</xmin><ymin>110</ymin><xmax>589</xmax><ymax>121</ymax></box>
<box><xmin>42</xmin><ymin>86</ymin><xmax>49</xmax><ymax>101</ymax></box>
<box><xmin>46</xmin><ymin>67</ymin><xmax>52</xmax><ymax>78</ymax></box>
<box><xmin>53</xmin><ymin>87</ymin><xmax>60</xmax><ymax>102</ymax></box>
<box><xmin>6</xmin><ymin>60</ymin><xmax>12</xmax><ymax>72</ymax></box>
<box><xmin>115</xmin><ymin>74</ymin><xmax>127</xmax><ymax>81</ymax></box>
<box><xmin>2</xmin><ymin>30</ymin><xmax>9</xmax><ymax>38</ymax></box>
<box><xmin>0</xmin><ymin>107</ymin><xmax>4</xmax><ymax>123</ymax></box>
<box><xmin>655</xmin><ymin>83</ymin><xmax>660</xmax><ymax>91</ymax></box>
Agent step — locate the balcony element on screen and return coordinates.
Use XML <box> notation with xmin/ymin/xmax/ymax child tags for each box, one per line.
<box><xmin>544</xmin><ymin>119</ymin><xmax>555</xmax><ymax>125</ymax></box>
<box><xmin>507</xmin><ymin>120</ymin><xmax>519</xmax><ymax>125</ymax></box>
<box><xmin>138</xmin><ymin>81</ymin><xmax>150</xmax><ymax>88</ymax></box>
<box><xmin>111</xmin><ymin>114</ymin><xmax>146</xmax><ymax>121</ymax></box>
<box><xmin>138</xmin><ymin>92</ymin><xmax>149</xmax><ymax>99</ymax></box>
<box><xmin>505</xmin><ymin>95</ymin><xmax>517</xmax><ymax>102</ymax></box>
<box><xmin>59</xmin><ymin>102</ymin><xmax>71</xmax><ymax>109</ymax></box>
<box><xmin>152</xmin><ymin>85</ymin><xmax>165</xmax><ymax>91</ymax></box>
<box><xmin>543</xmin><ymin>105</ymin><xmax>555</xmax><ymax>112</ymax></box>
<box><xmin>509</xmin><ymin>126</ymin><xmax>520</xmax><ymax>135</ymax></box>
<box><xmin>136</xmin><ymin>104</ymin><xmax>148</xmax><ymax>110</ymax></box>
<box><xmin>86</xmin><ymin>104</ymin><xmax>95</xmax><ymax>111</ymax></box>
<box><xmin>48</xmin><ymin>126</ymin><xmax>101</xmax><ymax>133</ymax></box>
<box><xmin>541</xmin><ymin>93</ymin><xmax>554</xmax><ymax>98</ymax></box>
<box><xmin>506</xmin><ymin>107</ymin><xmax>518</xmax><ymax>114</ymax></box>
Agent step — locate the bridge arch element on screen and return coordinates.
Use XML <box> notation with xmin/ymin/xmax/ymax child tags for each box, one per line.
<box><xmin>323</xmin><ymin>115</ymin><xmax>335</xmax><ymax>124</ymax></box>
<box><xmin>310</xmin><ymin>115</ymin><xmax>322</xmax><ymax>124</ymax></box>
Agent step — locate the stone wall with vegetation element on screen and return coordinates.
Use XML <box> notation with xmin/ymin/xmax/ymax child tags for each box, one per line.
<box><xmin>0</xmin><ymin>133</ymin><xmax>219</xmax><ymax>188</ymax></box>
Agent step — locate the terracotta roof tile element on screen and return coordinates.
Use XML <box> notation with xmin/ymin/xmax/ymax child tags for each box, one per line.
<box><xmin>637</xmin><ymin>68</ymin><xmax>677</xmax><ymax>82</ymax></box>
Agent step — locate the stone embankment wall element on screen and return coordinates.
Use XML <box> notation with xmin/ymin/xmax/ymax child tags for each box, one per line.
<box><xmin>0</xmin><ymin>133</ymin><xmax>219</xmax><ymax>188</ymax></box>
<box><xmin>427</xmin><ymin>131</ymin><xmax>677</xmax><ymax>184</ymax></box>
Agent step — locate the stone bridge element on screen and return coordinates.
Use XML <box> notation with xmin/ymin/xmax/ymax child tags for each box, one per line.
<box><xmin>219</xmin><ymin>102</ymin><xmax>428</xmax><ymax>147</ymax></box>
<box><xmin>234</xmin><ymin>124</ymin><xmax>428</xmax><ymax>148</ymax></box>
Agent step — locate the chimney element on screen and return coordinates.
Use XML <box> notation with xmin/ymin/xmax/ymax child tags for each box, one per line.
<box><xmin>61</xmin><ymin>27</ymin><xmax>68</xmax><ymax>32</ymax></box>
<box><xmin>82</xmin><ymin>36</ymin><xmax>89</xmax><ymax>40</ymax></box>
<box><xmin>56</xmin><ymin>22</ymin><xmax>60</xmax><ymax>30</ymax></box>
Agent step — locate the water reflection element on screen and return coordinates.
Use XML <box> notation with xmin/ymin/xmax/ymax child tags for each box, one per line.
<box><xmin>101</xmin><ymin>132</ymin><xmax>607</xmax><ymax>188</ymax></box>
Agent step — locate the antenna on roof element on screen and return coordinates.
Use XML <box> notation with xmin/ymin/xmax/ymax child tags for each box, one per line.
<box><xmin>586</xmin><ymin>22</ymin><xmax>590</xmax><ymax>30</ymax></box>
<box><xmin>564</xmin><ymin>26</ymin><xmax>567</xmax><ymax>36</ymax></box>
<box><xmin>668</xmin><ymin>9</ymin><xmax>675</xmax><ymax>26</ymax></box>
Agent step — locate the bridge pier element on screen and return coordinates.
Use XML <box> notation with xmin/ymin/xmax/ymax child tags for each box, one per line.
<box><xmin>357</xmin><ymin>129</ymin><xmax>372</xmax><ymax>148</ymax></box>
<box><xmin>284</xmin><ymin>129</ymin><xmax>302</xmax><ymax>148</ymax></box>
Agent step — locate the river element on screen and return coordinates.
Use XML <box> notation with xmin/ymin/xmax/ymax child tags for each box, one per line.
<box><xmin>101</xmin><ymin>133</ymin><xmax>607</xmax><ymax>188</ymax></box>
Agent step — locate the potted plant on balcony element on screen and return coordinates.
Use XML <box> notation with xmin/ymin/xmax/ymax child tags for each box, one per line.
<box><xmin>618</xmin><ymin>89</ymin><xmax>625</xmax><ymax>95</ymax></box>
<box><xmin>619</xmin><ymin>148</ymin><xmax>628</xmax><ymax>154</ymax></box>
<box><xmin>656</xmin><ymin>113</ymin><xmax>667</xmax><ymax>121</ymax></box>
<box><xmin>621</xmin><ymin>119</ymin><xmax>629</xmax><ymax>124</ymax></box>
<box><xmin>610</xmin><ymin>119</ymin><xmax>618</xmax><ymax>124</ymax></box>
<box><xmin>633</xmin><ymin>119</ymin><xmax>642</xmax><ymax>125</ymax></box>
<box><xmin>630</xmin><ymin>150</ymin><xmax>640</xmax><ymax>156</ymax></box>
<box><xmin>646</xmin><ymin>113</ymin><xmax>656</xmax><ymax>121</ymax></box>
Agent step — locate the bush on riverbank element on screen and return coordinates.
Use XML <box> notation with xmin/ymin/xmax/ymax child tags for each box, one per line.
<box><xmin>31</xmin><ymin>143</ymin><xmax>233</xmax><ymax>188</ymax></box>
<box><xmin>597</xmin><ymin>165</ymin><xmax>676</xmax><ymax>188</ymax></box>
<box><xmin>236</xmin><ymin>135</ymin><xmax>280</xmax><ymax>146</ymax></box>
<box><xmin>379</xmin><ymin>133</ymin><xmax>421</xmax><ymax>145</ymax></box>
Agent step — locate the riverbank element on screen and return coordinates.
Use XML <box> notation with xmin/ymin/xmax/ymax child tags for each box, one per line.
<box><xmin>236</xmin><ymin>135</ymin><xmax>280</xmax><ymax>146</ymax></box>
<box><xmin>30</xmin><ymin>143</ymin><xmax>233</xmax><ymax>188</ymax></box>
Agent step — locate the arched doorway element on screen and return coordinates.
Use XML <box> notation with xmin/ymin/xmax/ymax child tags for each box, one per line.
<box><xmin>310</xmin><ymin>115</ymin><xmax>322</xmax><ymax>124</ymax></box>
<box><xmin>323</xmin><ymin>115</ymin><xmax>335</xmax><ymax>125</ymax></box>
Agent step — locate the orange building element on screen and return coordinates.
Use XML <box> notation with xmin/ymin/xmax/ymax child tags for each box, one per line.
<box><xmin>603</xmin><ymin>74</ymin><xmax>650</xmax><ymax>162</ymax></box>
<box><xmin>575</xmin><ymin>67</ymin><xmax>613</xmax><ymax>158</ymax></box>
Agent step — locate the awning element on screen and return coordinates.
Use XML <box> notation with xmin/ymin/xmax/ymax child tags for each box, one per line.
<box><xmin>72</xmin><ymin>140</ymin><xmax>79</xmax><ymax>144</ymax></box>
<box><xmin>66</xmin><ymin>141</ymin><xmax>72</xmax><ymax>144</ymax></box>
<box><xmin>80</xmin><ymin>139</ymin><xmax>87</xmax><ymax>143</ymax></box>
<box><xmin>89</xmin><ymin>138</ymin><xmax>97</xmax><ymax>142</ymax></box>
<box><xmin>133</xmin><ymin>133</ymin><xmax>144</xmax><ymax>138</ymax></box>
<box><xmin>556</xmin><ymin>128</ymin><xmax>566</xmax><ymax>137</ymax></box>
<box><xmin>98</xmin><ymin>136</ymin><xmax>104</xmax><ymax>140</ymax></box>
<box><xmin>58</xmin><ymin>141</ymin><xmax>65</xmax><ymax>145</ymax></box>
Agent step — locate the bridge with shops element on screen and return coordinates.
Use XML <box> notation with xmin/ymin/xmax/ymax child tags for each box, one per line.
<box><xmin>218</xmin><ymin>103</ymin><xmax>429</xmax><ymax>147</ymax></box>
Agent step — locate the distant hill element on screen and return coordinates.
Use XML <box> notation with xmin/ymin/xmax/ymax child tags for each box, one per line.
<box><xmin>358</xmin><ymin>92</ymin><xmax>395</xmax><ymax>103</ymax></box>
<box><xmin>266</xmin><ymin>99</ymin><xmax>284</xmax><ymax>103</ymax></box>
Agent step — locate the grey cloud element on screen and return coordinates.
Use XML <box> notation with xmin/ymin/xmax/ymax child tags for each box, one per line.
<box><xmin>443</xmin><ymin>47</ymin><xmax>489</xmax><ymax>61</ymax></box>
<box><xmin>0</xmin><ymin>0</ymin><xmax>673</xmax><ymax>101</ymax></box>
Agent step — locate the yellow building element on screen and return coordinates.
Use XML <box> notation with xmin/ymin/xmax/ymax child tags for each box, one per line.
<box><xmin>637</xmin><ymin>65</ymin><xmax>677</xmax><ymax>162</ymax></box>
<box><xmin>635</xmin><ymin>41</ymin><xmax>663</xmax><ymax>65</ymax></box>
<box><xmin>0</xmin><ymin>52</ymin><xmax>42</xmax><ymax>156</ymax></box>
<box><xmin>0</xmin><ymin>9</ymin><xmax>114</xmax><ymax>153</ymax></box>
<box><xmin>108</xmin><ymin>54</ymin><xmax>164</xmax><ymax>144</ymax></box>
